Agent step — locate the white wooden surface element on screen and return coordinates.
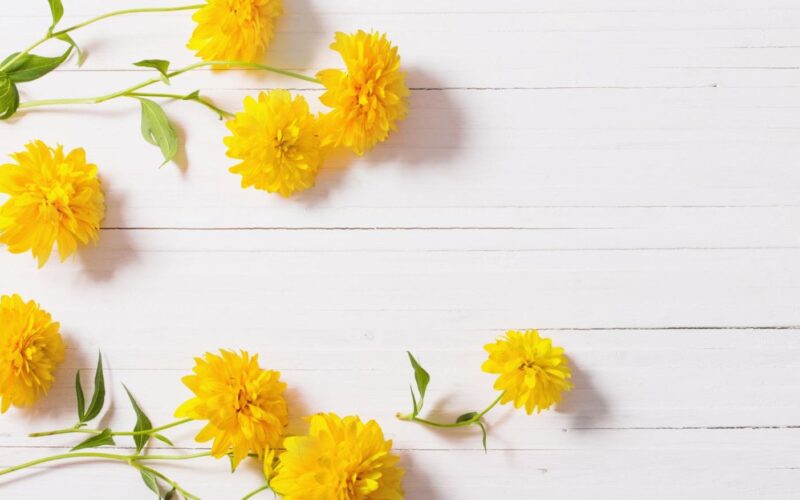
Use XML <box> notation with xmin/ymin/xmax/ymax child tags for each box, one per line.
<box><xmin>2</xmin><ymin>1</ymin><xmax>800</xmax><ymax>498</ymax></box>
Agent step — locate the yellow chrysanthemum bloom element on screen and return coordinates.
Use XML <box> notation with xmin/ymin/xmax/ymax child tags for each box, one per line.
<box><xmin>188</xmin><ymin>0</ymin><xmax>282</xmax><ymax>62</ymax></box>
<box><xmin>272</xmin><ymin>413</ymin><xmax>404</xmax><ymax>499</ymax></box>
<box><xmin>0</xmin><ymin>141</ymin><xmax>104</xmax><ymax>268</ymax></box>
<box><xmin>317</xmin><ymin>30</ymin><xmax>409</xmax><ymax>156</ymax></box>
<box><xmin>482</xmin><ymin>329</ymin><xmax>572</xmax><ymax>415</ymax></box>
<box><xmin>175</xmin><ymin>350</ymin><xmax>288</xmax><ymax>468</ymax></box>
<box><xmin>0</xmin><ymin>294</ymin><xmax>65</xmax><ymax>413</ymax></box>
<box><xmin>225</xmin><ymin>90</ymin><xmax>323</xmax><ymax>197</ymax></box>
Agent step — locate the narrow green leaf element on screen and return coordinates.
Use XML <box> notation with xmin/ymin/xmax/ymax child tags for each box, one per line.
<box><xmin>409</xmin><ymin>386</ymin><xmax>419</xmax><ymax>418</ymax></box>
<box><xmin>182</xmin><ymin>90</ymin><xmax>201</xmax><ymax>101</ymax></box>
<box><xmin>153</xmin><ymin>433</ymin><xmax>174</xmax><ymax>447</ymax></box>
<box><xmin>47</xmin><ymin>0</ymin><xmax>64</xmax><ymax>31</ymax></box>
<box><xmin>5</xmin><ymin>46</ymin><xmax>72</xmax><ymax>83</ymax></box>
<box><xmin>476</xmin><ymin>421</ymin><xmax>488</xmax><ymax>453</ymax></box>
<box><xmin>406</xmin><ymin>352</ymin><xmax>430</xmax><ymax>412</ymax></box>
<box><xmin>0</xmin><ymin>73</ymin><xmax>19</xmax><ymax>120</ymax></box>
<box><xmin>55</xmin><ymin>33</ymin><xmax>85</xmax><ymax>66</ymax></box>
<box><xmin>71</xmin><ymin>428</ymin><xmax>115</xmax><ymax>451</ymax></box>
<box><xmin>134</xmin><ymin>59</ymin><xmax>171</xmax><ymax>83</ymax></box>
<box><xmin>139</xmin><ymin>469</ymin><xmax>160</xmax><ymax>496</ymax></box>
<box><xmin>139</xmin><ymin>98</ymin><xmax>178</xmax><ymax>166</ymax></box>
<box><xmin>123</xmin><ymin>384</ymin><xmax>153</xmax><ymax>453</ymax></box>
<box><xmin>75</xmin><ymin>369</ymin><xmax>85</xmax><ymax>422</ymax></box>
<box><xmin>456</xmin><ymin>411</ymin><xmax>478</xmax><ymax>424</ymax></box>
<box><xmin>83</xmin><ymin>353</ymin><xmax>105</xmax><ymax>422</ymax></box>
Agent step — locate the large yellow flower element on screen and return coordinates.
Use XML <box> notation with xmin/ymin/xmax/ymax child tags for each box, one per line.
<box><xmin>188</xmin><ymin>0</ymin><xmax>282</xmax><ymax>62</ymax></box>
<box><xmin>0</xmin><ymin>141</ymin><xmax>105</xmax><ymax>268</ymax></box>
<box><xmin>272</xmin><ymin>413</ymin><xmax>404</xmax><ymax>499</ymax></box>
<box><xmin>317</xmin><ymin>31</ymin><xmax>409</xmax><ymax>156</ymax></box>
<box><xmin>0</xmin><ymin>294</ymin><xmax>65</xmax><ymax>413</ymax></box>
<box><xmin>175</xmin><ymin>350</ymin><xmax>288</xmax><ymax>468</ymax></box>
<box><xmin>482</xmin><ymin>330</ymin><xmax>572</xmax><ymax>414</ymax></box>
<box><xmin>225</xmin><ymin>90</ymin><xmax>323</xmax><ymax>197</ymax></box>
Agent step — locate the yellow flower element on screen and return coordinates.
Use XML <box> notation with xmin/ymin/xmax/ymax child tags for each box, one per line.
<box><xmin>317</xmin><ymin>31</ymin><xmax>409</xmax><ymax>156</ymax></box>
<box><xmin>225</xmin><ymin>90</ymin><xmax>323</xmax><ymax>197</ymax></box>
<box><xmin>482</xmin><ymin>329</ymin><xmax>572</xmax><ymax>414</ymax></box>
<box><xmin>272</xmin><ymin>413</ymin><xmax>404</xmax><ymax>500</ymax></box>
<box><xmin>0</xmin><ymin>294</ymin><xmax>65</xmax><ymax>413</ymax></box>
<box><xmin>0</xmin><ymin>141</ymin><xmax>105</xmax><ymax>268</ymax></box>
<box><xmin>175</xmin><ymin>350</ymin><xmax>288</xmax><ymax>469</ymax></box>
<box><xmin>188</xmin><ymin>0</ymin><xmax>282</xmax><ymax>62</ymax></box>
<box><xmin>262</xmin><ymin>448</ymin><xmax>277</xmax><ymax>481</ymax></box>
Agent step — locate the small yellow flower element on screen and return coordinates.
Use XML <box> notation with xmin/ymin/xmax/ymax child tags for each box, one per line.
<box><xmin>225</xmin><ymin>90</ymin><xmax>323</xmax><ymax>197</ymax></box>
<box><xmin>317</xmin><ymin>31</ymin><xmax>409</xmax><ymax>156</ymax></box>
<box><xmin>175</xmin><ymin>350</ymin><xmax>288</xmax><ymax>469</ymax></box>
<box><xmin>0</xmin><ymin>141</ymin><xmax>105</xmax><ymax>268</ymax></box>
<box><xmin>188</xmin><ymin>0</ymin><xmax>282</xmax><ymax>62</ymax></box>
<box><xmin>271</xmin><ymin>413</ymin><xmax>404</xmax><ymax>499</ymax></box>
<box><xmin>482</xmin><ymin>330</ymin><xmax>572</xmax><ymax>414</ymax></box>
<box><xmin>0</xmin><ymin>294</ymin><xmax>65</xmax><ymax>413</ymax></box>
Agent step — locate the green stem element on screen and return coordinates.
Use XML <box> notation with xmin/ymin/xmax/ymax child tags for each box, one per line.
<box><xmin>18</xmin><ymin>61</ymin><xmax>320</xmax><ymax>112</ymax></box>
<box><xmin>0</xmin><ymin>5</ymin><xmax>204</xmax><ymax>73</ymax></box>
<box><xmin>397</xmin><ymin>393</ymin><xmax>505</xmax><ymax>428</ymax></box>
<box><xmin>29</xmin><ymin>418</ymin><xmax>193</xmax><ymax>439</ymax></box>
<box><xmin>0</xmin><ymin>450</ymin><xmax>212</xmax><ymax>478</ymax></box>
<box><xmin>241</xmin><ymin>485</ymin><xmax>271</xmax><ymax>500</ymax></box>
<box><xmin>133</xmin><ymin>463</ymin><xmax>202</xmax><ymax>500</ymax></box>
<box><xmin>129</xmin><ymin>92</ymin><xmax>234</xmax><ymax>118</ymax></box>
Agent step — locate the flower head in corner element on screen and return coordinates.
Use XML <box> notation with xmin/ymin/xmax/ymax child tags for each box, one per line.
<box><xmin>175</xmin><ymin>350</ymin><xmax>288</xmax><ymax>469</ymax></box>
<box><xmin>225</xmin><ymin>90</ymin><xmax>323</xmax><ymax>197</ymax></box>
<box><xmin>188</xmin><ymin>0</ymin><xmax>283</xmax><ymax>63</ymax></box>
<box><xmin>317</xmin><ymin>30</ymin><xmax>409</xmax><ymax>156</ymax></box>
<box><xmin>0</xmin><ymin>294</ymin><xmax>65</xmax><ymax>413</ymax></box>
<box><xmin>482</xmin><ymin>329</ymin><xmax>572</xmax><ymax>414</ymax></box>
<box><xmin>0</xmin><ymin>141</ymin><xmax>105</xmax><ymax>268</ymax></box>
<box><xmin>271</xmin><ymin>413</ymin><xmax>404</xmax><ymax>499</ymax></box>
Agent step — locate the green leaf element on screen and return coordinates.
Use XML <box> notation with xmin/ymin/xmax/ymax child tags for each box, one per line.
<box><xmin>55</xmin><ymin>33</ymin><xmax>85</xmax><ymax>66</ymax></box>
<box><xmin>71</xmin><ymin>428</ymin><xmax>115</xmax><ymax>451</ymax></box>
<box><xmin>4</xmin><ymin>46</ymin><xmax>72</xmax><ymax>83</ymax></box>
<box><xmin>477</xmin><ymin>421</ymin><xmax>488</xmax><ymax>453</ymax></box>
<box><xmin>134</xmin><ymin>59</ymin><xmax>171</xmax><ymax>83</ymax></box>
<box><xmin>456</xmin><ymin>411</ymin><xmax>478</xmax><ymax>424</ymax></box>
<box><xmin>409</xmin><ymin>386</ymin><xmax>418</xmax><ymax>417</ymax></box>
<box><xmin>164</xmin><ymin>488</ymin><xmax>177</xmax><ymax>500</ymax></box>
<box><xmin>75</xmin><ymin>369</ymin><xmax>85</xmax><ymax>422</ymax></box>
<box><xmin>153</xmin><ymin>433</ymin><xmax>174</xmax><ymax>447</ymax></box>
<box><xmin>0</xmin><ymin>73</ymin><xmax>19</xmax><ymax>120</ymax></box>
<box><xmin>47</xmin><ymin>0</ymin><xmax>64</xmax><ymax>32</ymax></box>
<box><xmin>123</xmin><ymin>384</ymin><xmax>153</xmax><ymax>453</ymax></box>
<box><xmin>182</xmin><ymin>90</ymin><xmax>201</xmax><ymax>101</ymax></box>
<box><xmin>140</xmin><ymin>469</ymin><xmax>160</xmax><ymax>496</ymax></box>
<box><xmin>406</xmin><ymin>352</ymin><xmax>430</xmax><ymax>412</ymax></box>
<box><xmin>139</xmin><ymin>98</ymin><xmax>178</xmax><ymax>166</ymax></box>
<box><xmin>82</xmin><ymin>353</ymin><xmax>106</xmax><ymax>422</ymax></box>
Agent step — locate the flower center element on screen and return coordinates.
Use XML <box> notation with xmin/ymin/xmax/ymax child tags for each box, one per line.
<box><xmin>272</xmin><ymin>127</ymin><xmax>297</xmax><ymax>161</ymax></box>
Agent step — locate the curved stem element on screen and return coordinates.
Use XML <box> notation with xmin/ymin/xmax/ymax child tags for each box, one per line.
<box><xmin>0</xmin><ymin>450</ymin><xmax>211</xmax><ymax>478</ymax></box>
<box><xmin>30</xmin><ymin>418</ymin><xmax>193</xmax><ymax>439</ymax></box>
<box><xmin>0</xmin><ymin>5</ymin><xmax>204</xmax><ymax>73</ymax></box>
<box><xmin>128</xmin><ymin>92</ymin><xmax>234</xmax><ymax>118</ymax></box>
<box><xmin>241</xmin><ymin>484</ymin><xmax>271</xmax><ymax>500</ymax></box>
<box><xmin>18</xmin><ymin>61</ymin><xmax>320</xmax><ymax>112</ymax></box>
<box><xmin>397</xmin><ymin>393</ymin><xmax>505</xmax><ymax>428</ymax></box>
<box><xmin>52</xmin><ymin>5</ymin><xmax>204</xmax><ymax>38</ymax></box>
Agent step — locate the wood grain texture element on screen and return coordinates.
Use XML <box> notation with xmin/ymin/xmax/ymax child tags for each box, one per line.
<box><xmin>1</xmin><ymin>1</ymin><xmax>799</xmax><ymax>499</ymax></box>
